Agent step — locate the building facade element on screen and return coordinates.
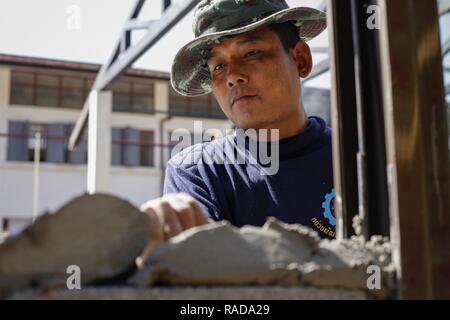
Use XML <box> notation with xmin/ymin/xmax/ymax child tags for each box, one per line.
<box><xmin>0</xmin><ymin>54</ymin><xmax>232</xmax><ymax>235</ymax></box>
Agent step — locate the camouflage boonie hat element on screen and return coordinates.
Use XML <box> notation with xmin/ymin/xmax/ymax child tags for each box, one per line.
<box><xmin>171</xmin><ymin>0</ymin><xmax>327</xmax><ymax>96</ymax></box>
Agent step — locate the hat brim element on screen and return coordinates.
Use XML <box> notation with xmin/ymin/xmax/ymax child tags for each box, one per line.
<box><xmin>171</xmin><ymin>6</ymin><xmax>327</xmax><ymax>97</ymax></box>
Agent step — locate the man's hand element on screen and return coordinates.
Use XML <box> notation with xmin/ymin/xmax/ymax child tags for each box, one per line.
<box><xmin>137</xmin><ymin>193</ymin><xmax>210</xmax><ymax>267</ymax></box>
<box><xmin>137</xmin><ymin>192</ymin><xmax>210</xmax><ymax>265</ymax></box>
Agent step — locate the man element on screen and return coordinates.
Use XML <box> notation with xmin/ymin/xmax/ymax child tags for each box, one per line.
<box><xmin>141</xmin><ymin>0</ymin><xmax>335</xmax><ymax>245</ymax></box>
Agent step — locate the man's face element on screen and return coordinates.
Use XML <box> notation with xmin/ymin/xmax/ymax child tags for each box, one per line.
<box><xmin>206</xmin><ymin>26</ymin><xmax>312</xmax><ymax>132</ymax></box>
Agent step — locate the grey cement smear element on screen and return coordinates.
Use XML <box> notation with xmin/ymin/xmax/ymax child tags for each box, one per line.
<box><xmin>0</xmin><ymin>194</ymin><xmax>152</xmax><ymax>297</ymax></box>
<box><xmin>131</xmin><ymin>218</ymin><xmax>395</xmax><ymax>298</ymax></box>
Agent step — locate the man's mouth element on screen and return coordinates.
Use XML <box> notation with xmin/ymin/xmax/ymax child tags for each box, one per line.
<box><xmin>231</xmin><ymin>94</ymin><xmax>258</xmax><ymax>107</ymax></box>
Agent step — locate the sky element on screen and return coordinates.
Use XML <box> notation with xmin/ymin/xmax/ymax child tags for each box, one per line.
<box><xmin>0</xmin><ymin>0</ymin><xmax>331</xmax><ymax>88</ymax></box>
<box><xmin>1</xmin><ymin>1</ymin><xmax>449</xmax><ymax>92</ymax></box>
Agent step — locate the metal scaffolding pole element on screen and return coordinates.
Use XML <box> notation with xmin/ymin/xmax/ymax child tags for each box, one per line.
<box><xmin>327</xmin><ymin>0</ymin><xmax>359</xmax><ymax>239</ymax></box>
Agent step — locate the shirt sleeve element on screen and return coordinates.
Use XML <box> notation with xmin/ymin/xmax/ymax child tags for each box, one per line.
<box><xmin>163</xmin><ymin>159</ymin><xmax>222</xmax><ymax>221</ymax></box>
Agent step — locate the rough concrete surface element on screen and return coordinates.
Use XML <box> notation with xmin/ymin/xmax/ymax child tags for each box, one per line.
<box><xmin>0</xmin><ymin>193</ymin><xmax>152</xmax><ymax>297</ymax></box>
<box><xmin>9</xmin><ymin>285</ymin><xmax>368</xmax><ymax>300</ymax></box>
<box><xmin>130</xmin><ymin>218</ymin><xmax>395</xmax><ymax>299</ymax></box>
<box><xmin>0</xmin><ymin>193</ymin><xmax>395</xmax><ymax>300</ymax></box>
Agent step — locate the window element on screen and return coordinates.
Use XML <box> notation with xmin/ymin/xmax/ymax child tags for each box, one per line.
<box><xmin>10</xmin><ymin>70</ymin><xmax>155</xmax><ymax>113</ymax></box>
<box><xmin>3</xmin><ymin>121</ymin><xmax>168</xmax><ymax>166</ymax></box>
<box><xmin>140</xmin><ymin>131</ymin><xmax>154</xmax><ymax>167</ymax></box>
<box><xmin>112</xmin><ymin>82</ymin><xmax>131</xmax><ymax>111</ymax></box>
<box><xmin>10</xmin><ymin>72</ymin><xmax>34</xmax><ymax>105</ymax></box>
<box><xmin>112</xmin><ymin>79</ymin><xmax>154</xmax><ymax>113</ymax></box>
<box><xmin>61</xmin><ymin>76</ymin><xmax>85</xmax><ymax>109</ymax></box>
<box><xmin>36</xmin><ymin>74</ymin><xmax>58</xmax><ymax>107</ymax></box>
<box><xmin>133</xmin><ymin>83</ymin><xmax>154</xmax><ymax>112</ymax></box>
<box><xmin>6</xmin><ymin>121</ymin><xmax>88</xmax><ymax>164</ymax></box>
<box><xmin>169</xmin><ymin>88</ymin><xmax>226</xmax><ymax>119</ymax></box>
<box><xmin>111</xmin><ymin>127</ymin><xmax>155</xmax><ymax>167</ymax></box>
<box><xmin>211</xmin><ymin>99</ymin><xmax>226</xmax><ymax>118</ymax></box>
<box><xmin>169</xmin><ymin>88</ymin><xmax>189</xmax><ymax>115</ymax></box>
<box><xmin>190</xmin><ymin>94</ymin><xmax>212</xmax><ymax>117</ymax></box>
<box><xmin>27</xmin><ymin>123</ymin><xmax>47</xmax><ymax>162</ymax></box>
<box><xmin>7</xmin><ymin>121</ymin><xmax>29</xmax><ymax>161</ymax></box>
<box><xmin>10</xmin><ymin>70</ymin><xmax>92</xmax><ymax>109</ymax></box>
<box><xmin>65</xmin><ymin>124</ymin><xmax>88</xmax><ymax>164</ymax></box>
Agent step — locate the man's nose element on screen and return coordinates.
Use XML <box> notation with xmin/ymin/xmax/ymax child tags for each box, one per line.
<box><xmin>227</xmin><ymin>63</ymin><xmax>248</xmax><ymax>88</ymax></box>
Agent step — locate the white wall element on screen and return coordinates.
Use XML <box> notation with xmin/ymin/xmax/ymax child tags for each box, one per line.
<box><xmin>0</xmin><ymin>162</ymin><xmax>88</xmax><ymax>217</ymax></box>
<box><xmin>0</xmin><ymin>162</ymin><xmax>162</xmax><ymax>218</ymax></box>
<box><xmin>110</xmin><ymin>167</ymin><xmax>162</xmax><ymax>207</ymax></box>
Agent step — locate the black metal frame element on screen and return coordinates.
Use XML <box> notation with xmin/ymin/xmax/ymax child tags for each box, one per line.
<box><xmin>328</xmin><ymin>0</ymin><xmax>391</xmax><ymax>239</ymax></box>
<box><xmin>327</xmin><ymin>0</ymin><xmax>359</xmax><ymax>239</ymax></box>
<box><xmin>350</xmin><ymin>0</ymin><xmax>390</xmax><ymax>237</ymax></box>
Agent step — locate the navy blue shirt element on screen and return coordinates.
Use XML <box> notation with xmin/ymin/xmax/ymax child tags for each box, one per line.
<box><xmin>163</xmin><ymin>116</ymin><xmax>336</xmax><ymax>239</ymax></box>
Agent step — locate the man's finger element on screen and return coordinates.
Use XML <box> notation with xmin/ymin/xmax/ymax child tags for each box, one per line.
<box><xmin>140</xmin><ymin>202</ymin><xmax>164</xmax><ymax>243</ymax></box>
<box><xmin>164</xmin><ymin>194</ymin><xmax>196</xmax><ymax>230</ymax></box>
<box><xmin>177</xmin><ymin>193</ymin><xmax>209</xmax><ymax>226</ymax></box>
<box><xmin>136</xmin><ymin>206</ymin><xmax>164</xmax><ymax>268</ymax></box>
<box><xmin>158</xmin><ymin>200</ymin><xmax>184</xmax><ymax>240</ymax></box>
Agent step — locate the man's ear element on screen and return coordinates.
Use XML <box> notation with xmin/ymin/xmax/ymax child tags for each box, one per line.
<box><xmin>291</xmin><ymin>40</ymin><xmax>313</xmax><ymax>78</ymax></box>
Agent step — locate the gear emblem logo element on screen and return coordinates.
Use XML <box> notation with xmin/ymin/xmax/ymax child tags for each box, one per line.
<box><xmin>321</xmin><ymin>188</ymin><xmax>336</xmax><ymax>226</ymax></box>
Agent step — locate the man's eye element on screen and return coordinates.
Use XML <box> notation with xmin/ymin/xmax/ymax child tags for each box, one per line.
<box><xmin>245</xmin><ymin>50</ymin><xmax>261</xmax><ymax>58</ymax></box>
<box><xmin>214</xmin><ymin>64</ymin><xmax>224</xmax><ymax>71</ymax></box>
